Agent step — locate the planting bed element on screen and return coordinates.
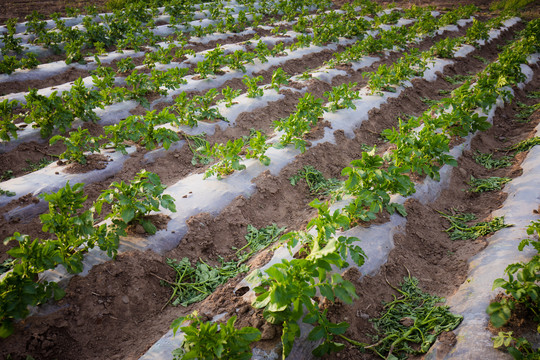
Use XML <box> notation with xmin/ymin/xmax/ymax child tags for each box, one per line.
<box><xmin>0</xmin><ymin>0</ymin><xmax>539</xmax><ymax>359</ymax></box>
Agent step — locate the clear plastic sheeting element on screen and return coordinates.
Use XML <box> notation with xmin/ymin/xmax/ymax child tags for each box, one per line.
<box><xmin>0</xmin><ymin>146</ymin><xmax>135</xmax><ymax>209</ymax></box>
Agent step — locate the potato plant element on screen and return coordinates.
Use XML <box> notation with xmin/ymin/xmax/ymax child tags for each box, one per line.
<box><xmin>95</xmin><ymin>170</ymin><xmax>176</xmax><ymax>234</ymax></box>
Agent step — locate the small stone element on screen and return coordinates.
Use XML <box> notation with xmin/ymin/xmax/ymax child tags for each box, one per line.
<box><xmin>260</xmin><ymin>323</ymin><xmax>276</xmax><ymax>340</ymax></box>
<box><xmin>400</xmin><ymin>317</ymin><xmax>414</xmax><ymax>327</ymax></box>
<box><xmin>122</xmin><ymin>295</ymin><xmax>129</xmax><ymax>304</ymax></box>
<box><xmin>55</xmin><ymin>172</ymin><xmax>59</xmax><ymax>175</ymax></box>
<box><xmin>135</xmin><ymin>224</ymin><xmax>146</xmax><ymax>234</ymax></box>
<box><xmin>459</xmin><ymin>167</ymin><xmax>467</xmax><ymax>178</ymax></box>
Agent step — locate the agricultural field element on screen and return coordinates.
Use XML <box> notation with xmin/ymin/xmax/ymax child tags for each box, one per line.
<box><xmin>0</xmin><ymin>0</ymin><xmax>539</xmax><ymax>359</ymax></box>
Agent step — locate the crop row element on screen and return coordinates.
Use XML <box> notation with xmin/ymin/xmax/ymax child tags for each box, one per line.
<box><xmin>168</xmin><ymin>19</ymin><xmax>539</xmax><ymax>359</ymax></box>
<box><xmin>0</xmin><ymin>2</ymin><xmax>490</xmax><ymax>342</ymax></box>
<box><xmin>0</xmin><ymin>4</ymin><xmax>481</xmax><ymax>189</ymax></box>
<box><xmin>0</xmin><ymin>1</ymin><xmax>417</xmax><ymax>144</ymax></box>
<box><xmin>0</xmin><ymin>0</ymin><xmax>352</xmax><ymax>74</ymax></box>
<box><xmin>0</xmin><ymin>169</ymin><xmax>177</xmax><ymax>337</ymax></box>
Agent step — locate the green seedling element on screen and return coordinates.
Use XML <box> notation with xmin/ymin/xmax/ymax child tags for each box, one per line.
<box><xmin>473</xmin><ymin>55</ymin><xmax>490</xmax><ymax>64</ymax></box>
<box><xmin>492</xmin><ymin>332</ymin><xmax>539</xmax><ymax>359</ymax></box>
<box><xmin>50</xmin><ymin>128</ymin><xmax>102</xmax><ymax>165</ymax></box>
<box><xmin>95</xmin><ymin>170</ymin><xmax>176</xmax><ymax>234</ymax></box>
<box><xmin>182</xmin><ymin>132</ymin><xmax>211</xmax><ymax>166</ymax></box>
<box><xmin>324</xmin><ymin>83</ymin><xmax>360</xmax><ymax>112</ymax></box>
<box><xmin>487</xmin><ymin>220</ymin><xmax>540</xmax><ymax>332</ymax></box>
<box><xmin>270</xmin><ymin>67</ymin><xmax>288</xmax><ymax>92</ymax></box>
<box><xmin>420</xmin><ymin>97</ymin><xmax>440</xmax><ymax>106</ymax></box>
<box><xmin>0</xmin><ymin>99</ymin><xmax>20</xmax><ymax>141</ymax></box>
<box><xmin>222</xmin><ymin>86</ymin><xmax>242</xmax><ymax>107</ymax></box>
<box><xmin>171</xmin><ymin>311</ymin><xmax>261</xmax><ymax>360</ymax></box>
<box><xmin>242</xmin><ymin>75</ymin><xmax>264</xmax><ymax>98</ymax></box>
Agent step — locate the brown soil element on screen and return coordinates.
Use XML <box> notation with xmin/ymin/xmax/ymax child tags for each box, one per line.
<box><xmin>0</xmin><ymin>2</ymin><xmax>539</xmax><ymax>360</ymax></box>
<box><xmin>0</xmin><ymin>0</ymin><xmax>108</xmax><ymax>25</ymax></box>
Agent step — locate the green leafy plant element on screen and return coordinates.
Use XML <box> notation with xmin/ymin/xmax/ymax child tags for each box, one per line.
<box><xmin>439</xmin><ymin>209</ymin><xmax>512</xmax><ymax>241</ymax></box>
<box><xmin>24</xmin><ymin>89</ymin><xmax>74</xmax><ymax>138</ymax></box>
<box><xmin>467</xmin><ymin>176</ymin><xmax>510</xmax><ymax>193</ymax></box>
<box><xmin>50</xmin><ymin>128</ymin><xmax>102</xmax><ymax>165</ymax></box>
<box><xmin>290</xmin><ymin>165</ymin><xmax>340</xmax><ymax>197</ymax></box>
<box><xmin>275</xmin><ymin>92</ymin><xmax>324</xmax><ymax>153</ymax></box>
<box><xmin>252</xmin><ymin>234</ymin><xmax>365</xmax><ymax>358</ymax></box>
<box><xmin>0</xmin><ymin>258</ymin><xmax>15</xmax><ymax>275</ymax></box>
<box><xmin>337</xmin><ymin>149</ymin><xmax>415</xmax><ymax>222</ymax></box>
<box><xmin>195</xmin><ymin>45</ymin><xmax>225</xmax><ymax>79</ymax></box>
<box><xmin>0</xmin><ymin>188</ymin><xmax>16</xmax><ymax>197</ymax></box>
<box><xmin>62</xmin><ymin>78</ymin><xmax>103</xmax><ymax>123</ymax></box>
<box><xmin>38</xmin><ymin>182</ymin><xmax>118</xmax><ymax>273</ymax></box>
<box><xmin>0</xmin><ymin>99</ymin><xmax>20</xmax><ymax>141</ymax></box>
<box><xmin>105</xmin><ymin>109</ymin><xmax>179</xmax><ymax>154</ymax></box>
<box><xmin>487</xmin><ymin>220</ymin><xmax>540</xmax><ymax>329</ymax></box>
<box><xmin>244</xmin><ymin>129</ymin><xmax>271</xmax><ymax>166</ymax></box>
<box><xmin>0</xmin><ymin>170</ymin><xmax>14</xmax><ymax>181</ymax></box>
<box><xmin>242</xmin><ymin>75</ymin><xmax>264</xmax><ymax>98</ymax></box>
<box><xmin>420</xmin><ymin>97</ymin><xmax>440</xmax><ymax>107</ymax></box>
<box><xmin>492</xmin><ymin>331</ymin><xmax>539</xmax><ymax>359</ymax></box>
<box><xmin>430</xmin><ymin>37</ymin><xmax>462</xmax><ymax>59</ymax></box>
<box><xmin>382</xmin><ymin>116</ymin><xmax>457</xmax><ymax>181</ymax></box>
<box><xmin>201</xmin><ymin>138</ymin><xmax>246</xmax><ymax>179</ymax></box>
<box><xmin>465</xmin><ymin>19</ymin><xmax>490</xmax><ymax>45</ymax></box>
<box><xmin>444</xmin><ymin>74</ymin><xmax>474</xmax><ymax>85</ymax></box>
<box><xmin>182</xmin><ymin>132</ymin><xmax>211</xmax><ymax>166</ymax></box>
<box><xmin>1</xmin><ymin>19</ymin><xmax>23</xmax><ymax>55</ymax></box>
<box><xmin>222</xmin><ymin>86</ymin><xmax>242</xmax><ymax>107</ymax></box>
<box><xmin>192</xmin><ymin>89</ymin><xmax>225</xmax><ymax>122</ymax></box>
<box><xmin>324</xmin><ymin>83</ymin><xmax>360</xmax><ymax>112</ymax></box>
<box><xmin>0</xmin><ymin>253</ymin><xmax>64</xmax><ymax>338</ymax></box>
<box><xmin>473</xmin><ymin>55</ymin><xmax>490</xmax><ymax>64</ymax></box>
<box><xmin>95</xmin><ymin>170</ymin><xmax>176</xmax><ymax>234</ymax></box>
<box><xmin>171</xmin><ymin>311</ymin><xmax>261</xmax><ymax>360</ymax></box>
<box><xmin>1</xmin><ymin>179</ymin><xmax>127</xmax><ymax>336</ymax></box>
<box><xmin>526</xmin><ymin>91</ymin><xmax>540</xmax><ymax>99</ymax></box>
<box><xmin>116</xmin><ymin>57</ymin><xmax>136</xmax><ymax>74</ymax></box>
<box><xmin>270</xmin><ymin>67</ymin><xmax>289</xmax><ymax>92</ymax></box>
